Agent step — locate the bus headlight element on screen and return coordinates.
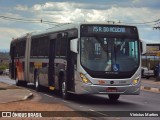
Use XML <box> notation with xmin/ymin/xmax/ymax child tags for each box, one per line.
<box><xmin>132</xmin><ymin>76</ymin><xmax>140</xmax><ymax>85</ymax></box>
<box><xmin>80</xmin><ymin>73</ymin><xmax>92</xmax><ymax>84</ymax></box>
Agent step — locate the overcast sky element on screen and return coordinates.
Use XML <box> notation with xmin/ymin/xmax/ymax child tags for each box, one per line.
<box><xmin>0</xmin><ymin>0</ymin><xmax>160</xmax><ymax>49</ymax></box>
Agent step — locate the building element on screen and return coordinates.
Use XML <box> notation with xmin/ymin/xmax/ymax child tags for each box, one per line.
<box><xmin>142</xmin><ymin>43</ymin><xmax>160</xmax><ymax>70</ymax></box>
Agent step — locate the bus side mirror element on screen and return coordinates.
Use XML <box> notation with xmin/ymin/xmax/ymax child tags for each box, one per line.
<box><xmin>140</xmin><ymin>40</ymin><xmax>146</xmax><ymax>55</ymax></box>
<box><xmin>70</xmin><ymin>38</ymin><xmax>79</xmax><ymax>53</ymax></box>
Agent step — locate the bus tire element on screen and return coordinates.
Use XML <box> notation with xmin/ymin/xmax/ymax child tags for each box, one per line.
<box><xmin>34</xmin><ymin>74</ymin><xmax>41</xmax><ymax>91</ymax></box>
<box><xmin>15</xmin><ymin>78</ymin><xmax>27</xmax><ymax>86</ymax></box>
<box><xmin>22</xmin><ymin>81</ymin><xmax>27</xmax><ymax>87</ymax></box>
<box><xmin>15</xmin><ymin>77</ymin><xmax>20</xmax><ymax>86</ymax></box>
<box><xmin>108</xmin><ymin>94</ymin><xmax>120</xmax><ymax>101</ymax></box>
<box><xmin>146</xmin><ymin>76</ymin><xmax>150</xmax><ymax>79</ymax></box>
<box><xmin>61</xmin><ymin>79</ymin><xmax>69</xmax><ymax>100</ymax></box>
<box><xmin>15</xmin><ymin>69</ymin><xmax>19</xmax><ymax>86</ymax></box>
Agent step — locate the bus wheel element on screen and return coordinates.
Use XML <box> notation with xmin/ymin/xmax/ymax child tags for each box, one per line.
<box><xmin>61</xmin><ymin>80</ymin><xmax>69</xmax><ymax>99</ymax></box>
<box><xmin>35</xmin><ymin>75</ymin><xmax>41</xmax><ymax>91</ymax></box>
<box><xmin>108</xmin><ymin>94</ymin><xmax>120</xmax><ymax>101</ymax></box>
<box><xmin>146</xmin><ymin>76</ymin><xmax>150</xmax><ymax>79</ymax></box>
<box><xmin>15</xmin><ymin>78</ymin><xmax>27</xmax><ymax>86</ymax></box>
<box><xmin>15</xmin><ymin>70</ymin><xmax>19</xmax><ymax>86</ymax></box>
<box><xmin>15</xmin><ymin>77</ymin><xmax>20</xmax><ymax>86</ymax></box>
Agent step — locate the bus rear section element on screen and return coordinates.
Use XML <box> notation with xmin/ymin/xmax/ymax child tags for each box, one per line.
<box><xmin>9</xmin><ymin>36</ymin><xmax>28</xmax><ymax>86</ymax></box>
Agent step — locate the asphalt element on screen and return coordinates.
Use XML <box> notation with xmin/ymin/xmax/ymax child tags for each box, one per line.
<box><xmin>0</xmin><ymin>76</ymin><xmax>160</xmax><ymax>103</ymax></box>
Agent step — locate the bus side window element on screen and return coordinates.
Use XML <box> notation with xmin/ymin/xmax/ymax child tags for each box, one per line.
<box><xmin>60</xmin><ymin>33</ymin><xmax>68</xmax><ymax>57</ymax></box>
<box><xmin>38</xmin><ymin>36</ymin><xmax>49</xmax><ymax>57</ymax></box>
<box><xmin>56</xmin><ymin>33</ymin><xmax>68</xmax><ymax>57</ymax></box>
<box><xmin>31</xmin><ymin>36</ymin><xmax>49</xmax><ymax>57</ymax></box>
<box><xmin>14</xmin><ymin>39</ymin><xmax>26</xmax><ymax>58</ymax></box>
<box><xmin>55</xmin><ymin>34</ymin><xmax>61</xmax><ymax>57</ymax></box>
<box><xmin>10</xmin><ymin>43</ymin><xmax>15</xmax><ymax>59</ymax></box>
<box><xmin>19</xmin><ymin>39</ymin><xmax>26</xmax><ymax>57</ymax></box>
<box><xmin>31</xmin><ymin>38</ymin><xmax>38</xmax><ymax>57</ymax></box>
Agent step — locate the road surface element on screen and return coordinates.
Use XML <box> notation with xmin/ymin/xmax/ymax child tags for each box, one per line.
<box><xmin>0</xmin><ymin>76</ymin><xmax>160</xmax><ymax>120</ymax></box>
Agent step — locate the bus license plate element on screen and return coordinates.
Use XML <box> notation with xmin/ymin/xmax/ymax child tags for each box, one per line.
<box><xmin>106</xmin><ymin>87</ymin><xmax>117</xmax><ymax>92</ymax></box>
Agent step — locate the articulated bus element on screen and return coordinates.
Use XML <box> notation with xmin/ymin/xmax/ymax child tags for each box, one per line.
<box><xmin>9</xmin><ymin>23</ymin><xmax>145</xmax><ymax>101</ymax></box>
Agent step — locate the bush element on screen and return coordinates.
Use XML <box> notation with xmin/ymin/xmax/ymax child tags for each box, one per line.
<box><xmin>0</xmin><ymin>65</ymin><xmax>7</xmax><ymax>71</ymax></box>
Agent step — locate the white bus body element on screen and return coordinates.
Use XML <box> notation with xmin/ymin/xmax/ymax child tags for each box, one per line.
<box><xmin>10</xmin><ymin>23</ymin><xmax>143</xmax><ymax>101</ymax></box>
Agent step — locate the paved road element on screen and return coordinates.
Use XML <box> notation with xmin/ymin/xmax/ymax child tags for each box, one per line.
<box><xmin>29</xmin><ymin>86</ymin><xmax>160</xmax><ymax>120</ymax></box>
<box><xmin>1</xmin><ymin>76</ymin><xmax>160</xmax><ymax>120</ymax></box>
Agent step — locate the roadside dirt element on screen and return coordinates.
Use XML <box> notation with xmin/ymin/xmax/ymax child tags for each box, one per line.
<box><xmin>0</xmin><ymin>100</ymin><xmax>92</xmax><ymax>120</ymax></box>
<box><xmin>0</xmin><ymin>89</ymin><xmax>92</xmax><ymax>120</ymax></box>
<box><xmin>0</xmin><ymin>77</ymin><xmax>92</xmax><ymax>120</ymax></box>
<box><xmin>0</xmin><ymin>101</ymin><xmax>73</xmax><ymax>111</ymax></box>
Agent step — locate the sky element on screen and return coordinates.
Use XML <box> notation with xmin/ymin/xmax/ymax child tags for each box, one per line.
<box><xmin>0</xmin><ymin>0</ymin><xmax>160</xmax><ymax>49</ymax></box>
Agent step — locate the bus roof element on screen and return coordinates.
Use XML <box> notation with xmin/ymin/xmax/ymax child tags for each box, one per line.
<box><xmin>11</xmin><ymin>22</ymin><xmax>137</xmax><ymax>42</ymax></box>
<box><xmin>31</xmin><ymin>23</ymin><xmax>80</xmax><ymax>37</ymax></box>
<box><xmin>31</xmin><ymin>22</ymin><xmax>137</xmax><ymax>37</ymax></box>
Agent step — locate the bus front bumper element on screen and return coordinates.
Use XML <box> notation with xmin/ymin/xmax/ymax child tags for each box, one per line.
<box><xmin>75</xmin><ymin>82</ymin><xmax>140</xmax><ymax>95</ymax></box>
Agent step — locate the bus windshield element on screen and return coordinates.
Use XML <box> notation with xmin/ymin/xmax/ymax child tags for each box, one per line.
<box><xmin>80</xmin><ymin>37</ymin><xmax>139</xmax><ymax>72</ymax></box>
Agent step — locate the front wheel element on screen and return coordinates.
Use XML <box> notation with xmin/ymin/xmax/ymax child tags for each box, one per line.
<box><xmin>61</xmin><ymin>80</ymin><xmax>69</xmax><ymax>100</ymax></box>
<box><xmin>108</xmin><ymin>94</ymin><xmax>120</xmax><ymax>101</ymax></box>
<box><xmin>35</xmin><ymin>75</ymin><xmax>41</xmax><ymax>91</ymax></box>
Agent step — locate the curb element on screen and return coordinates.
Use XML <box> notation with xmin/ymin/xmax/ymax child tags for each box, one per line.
<box><xmin>23</xmin><ymin>92</ymin><xmax>33</xmax><ymax>100</ymax></box>
<box><xmin>0</xmin><ymin>81</ymin><xmax>34</xmax><ymax>103</ymax></box>
<box><xmin>141</xmin><ymin>86</ymin><xmax>160</xmax><ymax>93</ymax></box>
<box><xmin>0</xmin><ymin>92</ymin><xmax>33</xmax><ymax>104</ymax></box>
<box><xmin>16</xmin><ymin>86</ymin><xmax>34</xmax><ymax>101</ymax></box>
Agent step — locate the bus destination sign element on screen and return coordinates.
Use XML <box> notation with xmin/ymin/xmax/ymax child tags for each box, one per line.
<box><xmin>93</xmin><ymin>26</ymin><xmax>125</xmax><ymax>33</ymax></box>
<box><xmin>87</xmin><ymin>25</ymin><xmax>134</xmax><ymax>34</ymax></box>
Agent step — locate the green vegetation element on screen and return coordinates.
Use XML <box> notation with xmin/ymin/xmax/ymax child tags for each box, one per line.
<box><xmin>0</xmin><ymin>64</ymin><xmax>9</xmax><ymax>70</ymax></box>
<box><xmin>0</xmin><ymin>52</ymin><xmax>9</xmax><ymax>71</ymax></box>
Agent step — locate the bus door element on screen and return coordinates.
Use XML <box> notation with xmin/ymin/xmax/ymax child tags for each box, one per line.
<box><xmin>66</xmin><ymin>38</ymin><xmax>76</xmax><ymax>92</ymax></box>
<box><xmin>57</xmin><ymin>32</ymin><xmax>75</xmax><ymax>92</ymax></box>
<box><xmin>67</xmin><ymin>44</ymin><xmax>77</xmax><ymax>92</ymax></box>
<box><xmin>48</xmin><ymin>38</ymin><xmax>56</xmax><ymax>90</ymax></box>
